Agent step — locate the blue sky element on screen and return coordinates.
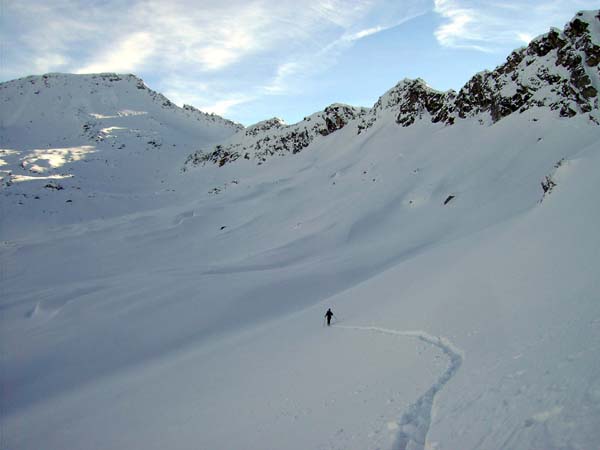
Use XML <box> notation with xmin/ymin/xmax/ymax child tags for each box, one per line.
<box><xmin>1</xmin><ymin>0</ymin><xmax>598</xmax><ymax>125</ymax></box>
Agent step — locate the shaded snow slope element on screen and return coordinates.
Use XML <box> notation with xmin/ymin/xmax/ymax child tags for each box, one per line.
<box><xmin>0</xmin><ymin>73</ymin><xmax>241</xmax><ymax>236</ymax></box>
<box><xmin>2</xmin><ymin>106</ymin><xmax>600</xmax><ymax>449</ymax></box>
<box><xmin>2</xmin><ymin>10</ymin><xmax>600</xmax><ymax>450</ymax></box>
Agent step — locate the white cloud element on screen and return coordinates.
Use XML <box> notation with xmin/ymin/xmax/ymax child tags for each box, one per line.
<box><xmin>2</xmin><ymin>0</ymin><xmax>428</xmax><ymax>120</ymax></box>
<box><xmin>262</xmin><ymin>6</ymin><xmax>428</xmax><ymax>96</ymax></box>
<box><xmin>517</xmin><ymin>32</ymin><xmax>533</xmax><ymax>44</ymax></box>
<box><xmin>32</xmin><ymin>54</ymin><xmax>70</xmax><ymax>74</ymax></box>
<box><xmin>264</xmin><ymin>62</ymin><xmax>302</xmax><ymax>94</ymax></box>
<box><xmin>199</xmin><ymin>96</ymin><xmax>256</xmax><ymax>116</ymax></box>
<box><xmin>433</xmin><ymin>0</ymin><xmax>600</xmax><ymax>51</ymax></box>
<box><xmin>434</xmin><ymin>0</ymin><xmax>477</xmax><ymax>48</ymax></box>
<box><xmin>76</xmin><ymin>32</ymin><xmax>156</xmax><ymax>74</ymax></box>
<box><xmin>344</xmin><ymin>25</ymin><xmax>386</xmax><ymax>41</ymax></box>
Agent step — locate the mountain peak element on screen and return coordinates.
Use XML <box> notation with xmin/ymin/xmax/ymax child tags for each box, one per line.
<box><xmin>186</xmin><ymin>9</ymin><xmax>600</xmax><ymax>168</ymax></box>
<box><xmin>0</xmin><ymin>72</ymin><xmax>242</xmax><ymax>191</ymax></box>
<box><xmin>356</xmin><ymin>10</ymin><xmax>600</xmax><ymax>133</ymax></box>
<box><xmin>356</xmin><ymin>78</ymin><xmax>456</xmax><ymax>132</ymax></box>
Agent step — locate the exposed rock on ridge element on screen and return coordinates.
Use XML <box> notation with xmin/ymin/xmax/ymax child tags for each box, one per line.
<box><xmin>189</xmin><ymin>10</ymin><xmax>600</xmax><ymax>168</ymax></box>
<box><xmin>357</xmin><ymin>79</ymin><xmax>457</xmax><ymax>133</ymax></box>
<box><xmin>185</xmin><ymin>103</ymin><xmax>367</xmax><ymax>167</ymax></box>
<box><xmin>359</xmin><ymin>10</ymin><xmax>600</xmax><ymax>132</ymax></box>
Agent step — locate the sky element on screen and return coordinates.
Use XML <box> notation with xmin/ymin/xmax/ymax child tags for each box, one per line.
<box><xmin>1</xmin><ymin>0</ymin><xmax>598</xmax><ymax>126</ymax></box>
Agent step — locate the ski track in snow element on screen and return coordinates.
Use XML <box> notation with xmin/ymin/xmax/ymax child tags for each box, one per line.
<box><xmin>335</xmin><ymin>325</ymin><xmax>464</xmax><ymax>450</ymax></box>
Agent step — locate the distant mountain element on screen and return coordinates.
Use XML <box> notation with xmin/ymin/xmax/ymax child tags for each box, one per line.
<box><xmin>0</xmin><ymin>73</ymin><xmax>241</xmax><ymax>149</ymax></box>
<box><xmin>0</xmin><ymin>72</ymin><xmax>241</xmax><ymax>232</ymax></box>
<box><xmin>187</xmin><ymin>10</ymin><xmax>600</xmax><ymax>168</ymax></box>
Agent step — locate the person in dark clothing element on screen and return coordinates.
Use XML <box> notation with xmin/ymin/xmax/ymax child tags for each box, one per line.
<box><xmin>325</xmin><ymin>308</ymin><xmax>334</xmax><ymax>326</ymax></box>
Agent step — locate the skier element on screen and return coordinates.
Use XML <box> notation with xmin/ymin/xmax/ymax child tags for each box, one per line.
<box><xmin>324</xmin><ymin>308</ymin><xmax>334</xmax><ymax>326</ymax></box>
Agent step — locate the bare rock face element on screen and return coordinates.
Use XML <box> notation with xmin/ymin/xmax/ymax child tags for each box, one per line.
<box><xmin>454</xmin><ymin>11</ymin><xmax>599</xmax><ymax>122</ymax></box>
<box><xmin>359</xmin><ymin>10</ymin><xmax>600</xmax><ymax>131</ymax></box>
<box><xmin>357</xmin><ymin>79</ymin><xmax>457</xmax><ymax>133</ymax></box>
<box><xmin>187</xmin><ymin>10</ymin><xmax>600</xmax><ymax>168</ymax></box>
<box><xmin>186</xmin><ymin>104</ymin><xmax>367</xmax><ymax>167</ymax></box>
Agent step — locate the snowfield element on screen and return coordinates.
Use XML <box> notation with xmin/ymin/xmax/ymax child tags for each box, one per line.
<box><xmin>2</xmin><ymin>11</ymin><xmax>600</xmax><ymax>450</ymax></box>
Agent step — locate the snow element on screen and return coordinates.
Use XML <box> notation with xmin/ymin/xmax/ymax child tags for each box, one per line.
<box><xmin>2</xmin><ymin>12</ymin><xmax>600</xmax><ymax>449</ymax></box>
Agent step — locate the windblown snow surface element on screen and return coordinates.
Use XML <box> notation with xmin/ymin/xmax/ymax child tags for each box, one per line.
<box><xmin>2</xmin><ymin>16</ymin><xmax>600</xmax><ymax>450</ymax></box>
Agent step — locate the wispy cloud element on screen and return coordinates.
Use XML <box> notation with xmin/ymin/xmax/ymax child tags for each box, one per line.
<box><xmin>76</xmin><ymin>32</ymin><xmax>156</xmax><ymax>74</ymax></box>
<box><xmin>261</xmin><ymin>5</ymin><xmax>428</xmax><ymax>97</ymax></box>
<box><xmin>344</xmin><ymin>26</ymin><xmax>387</xmax><ymax>41</ymax></box>
<box><xmin>1</xmin><ymin>0</ymin><xmax>429</xmax><ymax>119</ymax></box>
<box><xmin>433</xmin><ymin>0</ymin><xmax>600</xmax><ymax>51</ymax></box>
<box><xmin>200</xmin><ymin>96</ymin><xmax>256</xmax><ymax>116</ymax></box>
<box><xmin>8</xmin><ymin>0</ymin><xmax>593</xmax><ymax>122</ymax></box>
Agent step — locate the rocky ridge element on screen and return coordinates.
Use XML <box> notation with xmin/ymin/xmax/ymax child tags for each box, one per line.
<box><xmin>185</xmin><ymin>103</ymin><xmax>367</xmax><ymax>167</ymax></box>
<box><xmin>190</xmin><ymin>10</ymin><xmax>600</xmax><ymax>167</ymax></box>
<box><xmin>358</xmin><ymin>10</ymin><xmax>600</xmax><ymax>132</ymax></box>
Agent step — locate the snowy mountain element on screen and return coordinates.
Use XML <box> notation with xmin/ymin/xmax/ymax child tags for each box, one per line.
<box><xmin>358</xmin><ymin>10</ymin><xmax>600</xmax><ymax>131</ymax></box>
<box><xmin>185</xmin><ymin>103</ymin><xmax>368</xmax><ymax>167</ymax></box>
<box><xmin>188</xmin><ymin>10</ymin><xmax>599</xmax><ymax>167</ymax></box>
<box><xmin>0</xmin><ymin>72</ymin><xmax>241</xmax><ymax>236</ymax></box>
<box><xmin>2</xmin><ymin>10</ymin><xmax>600</xmax><ymax>450</ymax></box>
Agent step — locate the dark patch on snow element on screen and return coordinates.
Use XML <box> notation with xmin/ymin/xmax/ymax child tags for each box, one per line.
<box><xmin>443</xmin><ymin>195</ymin><xmax>455</xmax><ymax>205</ymax></box>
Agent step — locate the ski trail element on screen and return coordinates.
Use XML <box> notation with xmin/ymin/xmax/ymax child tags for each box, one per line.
<box><xmin>334</xmin><ymin>325</ymin><xmax>464</xmax><ymax>450</ymax></box>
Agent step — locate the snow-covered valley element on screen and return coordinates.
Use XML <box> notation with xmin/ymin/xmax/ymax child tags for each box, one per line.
<box><xmin>2</xmin><ymin>10</ymin><xmax>600</xmax><ymax>450</ymax></box>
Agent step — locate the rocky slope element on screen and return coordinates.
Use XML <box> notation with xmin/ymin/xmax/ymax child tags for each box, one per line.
<box><xmin>189</xmin><ymin>10</ymin><xmax>600</xmax><ymax>168</ymax></box>
<box><xmin>359</xmin><ymin>10</ymin><xmax>600</xmax><ymax>131</ymax></box>
<box><xmin>185</xmin><ymin>103</ymin><xmax>367</xmax><ymax>167</ymax></box>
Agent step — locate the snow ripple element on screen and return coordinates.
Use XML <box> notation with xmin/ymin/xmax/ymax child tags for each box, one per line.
<box><xmin>335</xmin><ymin>326</ymin><xmax>464</xmax><ymax>450</ymax></box>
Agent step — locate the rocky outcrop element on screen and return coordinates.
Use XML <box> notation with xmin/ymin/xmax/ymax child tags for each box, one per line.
<box><xmin>188</xmin><ymin>10</ymin><xmax>600</xmax><ymax>168</ymax></box>
<box><xmin>358</xmin><ymin>10</ymin><xmax>600</xmax><ymax>132</ymax></box>
<box><xmin>186</xmin><ymin>104</ymin><xmax>367</xmax><ymax>167</ymax></box>
<box><xmin>357</xmin><ymin>79</ymin><xmax>457</xmax><ymax>133</ymax></box>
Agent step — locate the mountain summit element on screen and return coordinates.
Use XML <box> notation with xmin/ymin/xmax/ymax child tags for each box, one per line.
<box><xmin>188</xmin><ymin>10</ymin><xmax>599</xmax><ymax>167</ymax></box>
<box><xmin>0</xmin><ymin>72</ymin><xmax>241</xmax><ymax>234</ymax></box>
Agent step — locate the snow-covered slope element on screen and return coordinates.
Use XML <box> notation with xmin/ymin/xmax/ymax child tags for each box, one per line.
<box><xmin>0</xmin><ymin>72</ymin><xmax>241</xmax><ymax>236</ymax></box>
<box><xmin>186</xmin><ymin>103</ymin><xmax>367</xmax><ymax>167</ymax></box>
<box><xmin>2</xmin><ymin>10</ymin><xmax>600</xmax><ymax>450</ymax></box>
<box><xmin>188</xmin><ymin>9</ymin><xmax>599</xmax><ymax>168</ymax></box>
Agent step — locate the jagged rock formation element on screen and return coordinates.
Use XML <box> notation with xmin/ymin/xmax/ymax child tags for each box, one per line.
<box><xmin>185</xmin><ymin>103</ymin><xmax>367</xmax><ymax>167</ymax></box>
<box><xmin>358</xmin><ymin>10</ymin><xmax>600</xmax><ymax>132</ymax></box>
<box><xmin>356</xmin><ymin>79</ymin><xmax>457</xmax><ymax>133</ymax></box>
<box><xmin>190</xmin><ymin>10</ymin><xmax>599</xmax><ymax>168</ymax></box>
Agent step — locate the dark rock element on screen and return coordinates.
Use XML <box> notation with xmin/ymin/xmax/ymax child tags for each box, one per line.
<box><xmin>443</xmin><ymin>195</ymin><xmax>455</xmax><ymax>205</ymax></box>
